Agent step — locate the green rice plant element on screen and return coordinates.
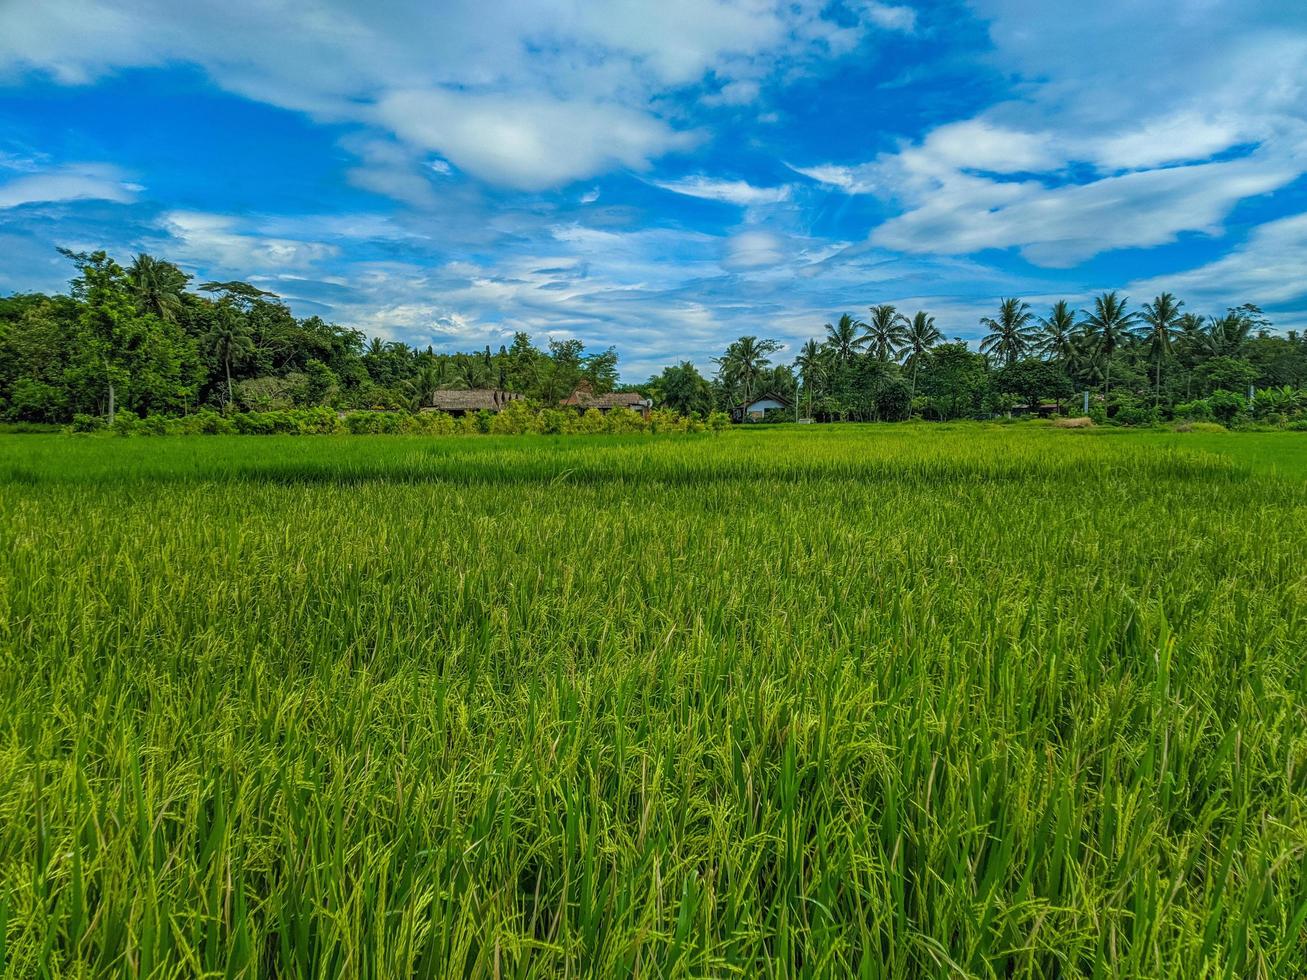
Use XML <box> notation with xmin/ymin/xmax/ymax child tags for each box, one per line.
<box><xmin>0</xmin><ymin>424</ymin><xmax>1304</xmax><ymax>977</ymax></box>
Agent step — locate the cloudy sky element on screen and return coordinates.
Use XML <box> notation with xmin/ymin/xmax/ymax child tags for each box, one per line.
<box><xmin>1</xmin><ymin>0</ymin><xmax>1305</xmax><ymax>378</ymax></box>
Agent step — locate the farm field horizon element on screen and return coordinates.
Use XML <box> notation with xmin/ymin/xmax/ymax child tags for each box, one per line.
<box><xmin>2</xmin><ymin>425</ymin><xmax>1305</xmax><ymax>976</ymax></box>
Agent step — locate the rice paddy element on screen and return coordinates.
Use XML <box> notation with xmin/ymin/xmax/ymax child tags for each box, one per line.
<box><xmin>1</xmin><ymin>425</ymin><xmax>1305</xmax><ymax>977</ymax></box>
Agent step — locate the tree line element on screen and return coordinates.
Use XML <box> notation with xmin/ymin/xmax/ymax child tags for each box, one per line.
<box><xmin>0</xmin><ymin>250</ymin><xmax>626</xmax><ymax>424</ymax></box>
<box><xmin>693</xmin><ymin>294</ymin><xmax>1307</xmax><ymax>425</ymax></box>
<box><xmin>2</xmin><ymin>248</ymin><xmax>1305</xmax><ymax>427</ymax></box>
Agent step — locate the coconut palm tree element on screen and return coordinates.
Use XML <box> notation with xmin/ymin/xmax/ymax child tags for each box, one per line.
<box><xmin>404</xmin><ymin>362</ymin><xmax>444</xmax><ymax>411</ymax></box>
<box><xmin>128</xmin><ymin>253</ymin><xmax>190</xmax><ymax>323</ymax></box>
<box><xmin>1078</xmin><ymin>292</ymin><xmax>1138</xmax><ymax>400</ymax></box>
<box><xmin>714</xmin><ymin>335</ymin><xmax>781</xmax><ymax>417</ymax></box>
<box><xmin>203</xmin><ymin>303</ymin><xmax>255</xmax><ymax>409</ymax></box>
<box><xmin>1139</xmin><ymin>292</ymin><xmax>1183</xmax><ymax>407</ymax></box>
<box><xmin>823</xmin><ymin>313</ymin><xmax>866</xmax><ymax>365</ymax></box>
<box><xmin>1175</xmin><ymin>312</ymin><xmax>1209</xmax><ymax>399</ymax></box>
<box><xmin>979</xmin><ymin>298</ymin><xmax>1037</xmax><ymax>367</ymax></box>
<box><xmin>794</xmin><ymin>338</ymin><xmax>825</xmax><ymax>419</ymax></box>
<box><xmin>864</xmin><ymin>304</ymin><xmax>908</xmax><ymax>361</ymax></box>
<box><xmin>1067</xmin><ymin>328</ymin><xmax>1106</xmax><ymax>395</ymax></box>
<box><xmin>901</xmin><ymin>310</ymin><xmax>941</xmax><ymax>402</ymax></box>
<box><xmin>1036</xmin><ymin>300</ymin><xmax>1077</xmax><ymax>362</ymax></box>
<box><xmin>1206</xmin><ymin>311</ymin><xmax>1253</xmax><ymax>357</ymax></box>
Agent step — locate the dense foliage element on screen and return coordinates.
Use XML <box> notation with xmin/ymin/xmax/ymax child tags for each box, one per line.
<box><xmin>5</xmin><ymin>251</ymin><xmax>1304</xmax><ymax>430</ymax></box>
<box><xmin>727</xmin><ymin>295</ymin><xmax>1307</xmax><ymax>426</ymax></box>
<box><xmin>2</xmin><ymin>427</ymin><xmax>1305</xmax><ymax>976</ymax></box>
<box><xmin>0</xmin><ymin>251</ymin><xmax>629</xmax><ymax>423</ymax></box>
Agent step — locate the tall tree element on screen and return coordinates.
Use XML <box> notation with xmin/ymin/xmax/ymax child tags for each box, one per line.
<box><xmin>1036</xmin><ymin>300</ymin><xmax>1077</xmax><ymax>362</ymax></box>
<box><xmin>59</xmin><ymin>249</ymin><xmax>135</xmax><ymax>420</ymax></box>
<box><xmin>901</xmin><ymin>310</ymin><xmax>941</xmax><ymax>403</ymax></box>
<box><xmin>127</xmin><ymin>253</ymin><xmax>190</xmax><ymax>324</ymax></box>
<box><xmin>1139</xmin><ymin>292</ymin><xmax>1183</xmax><ymax>407</ymax></box>
<box><xmin>794</xmin><ymin>338</ymin><xmax>825</xmax><ymax>419</ymax></box>
<box><xmin>1206</xmin><ymin>310</ymin><xmax>1254</xmax><ymax>358</ymax></box>
<box><xmin>979</xmin><ymin>298</ymin><xmax>1037</xmax><ymax>367</ymax></box>
<box><xmin>649</xmin><ymin>361</ymin><xmax>714</xmax><ymax>416</ymax></box>
<box><xmin>203</xmin><ymin>303</ymin><xmax>255</xmax><ymax>409</ymax></box>
<box><xmin>1078</xmin><ymin>291</ymin><xmax>1138</xmax><ymax>400</ymax></box>
<box><xmin>714</xmin><ymin>335</ymin><xmax>781</xmax><ymax>415</ymax></box>
<box><xmin>864</xmin><ymin>305</ymin><xmax>908</xmax><ymax>362</ymax></box>
<box><xmin>824</xmin><ymin>313</ymin><xmax>866</xmax><ymax>365</ymax></box>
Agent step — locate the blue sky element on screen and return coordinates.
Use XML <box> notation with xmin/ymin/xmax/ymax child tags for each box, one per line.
<box><xmin>1</xmin><ymin>0</ymin><xmax>1305</xmax><ymax>379</ymax></box>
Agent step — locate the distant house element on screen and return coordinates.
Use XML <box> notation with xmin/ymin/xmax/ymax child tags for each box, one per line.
<box><xmin>732</xmin><ymin>393</ymin><xmax>792</xmax><ymax>423</ymax></box>
<box><xmin>1010</xmin><ymin>402</ymin><xmax>1065</xmax><ymax>419</ymax></box>
<box><xmin>561</xmin><ymin>387</ymin><xmax>653</xmax><ymax>419</ymax></box>
<box><xmin>421</xmin><ymin>389</ymin><xmax>522</xmax><ymax>416</ymax></box>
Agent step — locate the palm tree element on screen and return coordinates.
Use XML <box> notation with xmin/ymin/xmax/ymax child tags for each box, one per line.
<box><xmin>1139</xmin><ymin>292</ymin><xmax>1183</xmax><ymax>407</ymax></box>
<box><xmin>203</xmin><ymin>303</ymin><xmax>255</xmax><ymax>409</ymax></box>
<box><xmin>128</xmin><ymin>253</ymin><xmax>189</xmax><ymax>323</ymax></box>
<box><xmin>794</xmin><ymin>338</ymin><xmax>825</xmax><ymax>420</ymax></box>
<box><xmin>823</xmin><ymin>313</ymin><xmax>866</xmax><ymax>364</ymax></box>
<box><xmin>979</xmin><ymin>298</ymin><xmax>1037</xmax><ymax>367</ymax></box>
<box><xmin>714</xmin><ymin>335</ymin><xmax>781</xmax><ymax>417</ymax></box>
<box><xmin>1175</xmin><ymin>312</ymin><xmax>1208</xmax><ymax>399</ymax></box>
<box><xmin>901</xmin><ymin>310</ymin><xmax>941</xmax><ymax>403</ymax></box>
<box><xmin>404</xmin><ymin>362</ymin><xmax>444</xmax><ymax>411</ymax></box>
<box><xmin>1206</xmin><ymin>311</ymin><xmax>1253</xmax><ymax>357</ymax></box>
<box><xmin>864</xmin><ymin>304</ymin><xmax>908</xmax><ymax>361</ymax></box>
<box><xmin>1067</xmin><ymin>328</ymin><xmax>1106</xmax><ymax>396</ymax></box>
<box><xmin>1077</xmin><ymin>291</ymin><xmax>1138</xmax><ymax>400</ymax></box>
<box><xmin>1036</xmin><ymin>300</ymin><xmax>1077</xmax><ymax>362</ymax></box>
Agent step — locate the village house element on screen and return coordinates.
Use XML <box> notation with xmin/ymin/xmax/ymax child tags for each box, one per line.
<box><xmin>421</xmin><ymin>389</ymin><xmax>523</xmax><ymax>416</ymax></box>
<box><xmin>731</xmin><ymin>392</ymin><xmax>792</xmax><ymax>423</ymax></box>
<box><xmin>560</xmin><ymin>386</ymin><xmax>653</xmax><ymax>419</ymax></box>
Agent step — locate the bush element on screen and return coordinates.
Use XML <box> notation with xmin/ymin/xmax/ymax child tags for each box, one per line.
<box><xmin>538</xmin><ymin>408</ymin><xmax>579</xmax><ymax>435</ymax></box>
<box><xmin>707</xmin><ymin>411</ymin><xmax>732</xmax><ymax>432</ymax></box>
<box><xmin>1207</xmin><ymin>390</ymin><xmax>1247</xmax><ymax>425</ymax></box>
<box><xmin>111</xmin><ymin>414</ymin><xmax>143</xmax><ymax>437</ymax></box>
<box><xmin>1174</xmin><ymin>399</ymin><xmax>1212</xmax><ymax>421</ymax></box>
<box><xmin>409</xmin><ymin>410</ymin><xmax>456</xmax><ymax>435</ymax></box>
<box><xmin>70</xmin><ymin>413</ymin><xmax>105</xmax><ymax>433</ymax></box>
<box><xmin>605</xmin><ymin>407</ymin><xmax>649</xmax><ymax>434</ymax></box>
<box><xmin>1173</xmin><ymin>421</ymin><xmax>1227</xmax><ymax>433</ymax></box>
<box><xmin>648</xmin><ymin>408</ymin><xmax>689</xmax><ymax>433</ymax></box>
<box><xmin>1112</xmin><ymin>404</ymin><xmax>1157</xmax><ymax>427</ymax></box>
<box><xmin>344</xmin><ymin>411</ymin><xmax>406</xmax><ymax>434</ymax></box>
<box><xmin>1285</xmin><ymin>419</ymin><xmax>1307</xmax><ymax>432</ymax></box>
<box><xmin>577</xmin><ymin>408</ymin><xmax>607</xmax><ymax>434</ymax></box>
<box><xmin>1052</xmin><ymin>416</ymin><xmax>1095</xmax><ymax>429</ymax></box>
<box><xmin>141</xmin><ymin>414</ymin><xmax>170</xmax><ymax>436</ymax></box>
<box><xmin>488</xmin><ymin>400</ymin><xmax>544</xmax><ymax>435</ymax></box>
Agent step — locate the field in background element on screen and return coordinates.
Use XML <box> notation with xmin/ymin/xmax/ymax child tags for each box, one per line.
<box><xmin>2</xmin><ymin>426</ymin><xmax>1305</xmax><ymax>976</ymax></box>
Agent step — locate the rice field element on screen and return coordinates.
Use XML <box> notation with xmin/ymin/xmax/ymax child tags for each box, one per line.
<box><xmin>1</xmin><ymin>425</ymin><xmax>1305</xmax><ymax>978</ymax></box>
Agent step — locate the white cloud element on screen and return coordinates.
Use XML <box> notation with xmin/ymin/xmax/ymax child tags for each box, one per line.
<box><xmin>873</xmin><ymin>155</ymin><xmax>1297</xmax><ymax>266</ymax></box>
<box><xmin>724</xmin><ymin>230</ymin><xmax>785</xmax><ymax>268</ymax></box>
<box><xmin>1093</xmin><ymin>112</ymin><xmax>1259</xmax><ymax>172</ymax></box>
<box><xmin>375</xmin><ymin>89</ymin><xmax>694</xmax><ymax>190</ymax></box>
<box><xmin>858</xmin><ymin>2</ymin><xmax>917</xmax><ymax>33</ymax></box>
<box><xmin>0</xmin><ymin>163</ymin><xmax>140</xmax><ymax>208</ymax></box>
<box><xmin>0</xmin><ymin>0</ymin><xmax>889</xmax><ymax>192</ymax></box>
<box><xmin>653</xmin><ymin>176</ymin><xmax>791</xmax><ymax>206</ymax></box>
<box><xmin>156</xmin><ymin>211</ymin><xmax>338</xmax><ymax>271</ymax></box>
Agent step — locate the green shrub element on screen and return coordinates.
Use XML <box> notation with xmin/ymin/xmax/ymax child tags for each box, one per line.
<box><xmin>577</xmin><ymin>408</ymin><xmax>608</xmax><ymax>434</ymax></box>
<box><xmin>605</xmin><ymin>407</ymin><xmax>648</xmax><ymax>434</ymax></box>
<box><xmin>1207</xmin><ymin>389</ymin><xmax>1247</xmax><ymax>425</ymax></box>
<box><xmin>707</xmin><ymin>410</ymin><xmax>732</xmax><ymax>432</ymax></box>
<box><xmin>1112</xmin><ymin>404</ymin><xmax>1157</xmax><ymax>427</ymax></box>
<box><xmin>70</xmin><ymin>413</ymin><xmax>105</xmax><ymax>433</ymax></box>
<box><xmin>1174</xmin><ymin>399</ymin><xmax>1212</xmax><ymax>421</ymax></box>
<box><xmin>489</xmin><ymin>400</ymin><xmax>544</xmax><ymax>435</ymax></box>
